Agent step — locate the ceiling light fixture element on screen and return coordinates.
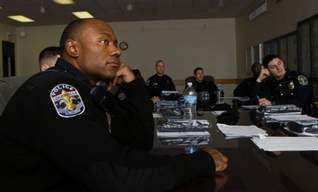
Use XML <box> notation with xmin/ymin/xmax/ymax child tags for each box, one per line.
<box><xmin>8</xmin><ymin>15</ymin><xmax>35</xmax><ymax>23</ymax></box>
<box><xmin>72</xmin><ymin>11</ymin><xmax>94</xmax><ymax>19</ymax></box>
<box><xmin>53</xmin><ymin>0</ymin><xmax>75</xmax><ymax>5</ymax></box>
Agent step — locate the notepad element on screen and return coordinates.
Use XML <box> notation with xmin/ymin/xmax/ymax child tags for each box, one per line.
<box><xmin>217</xmin><ymin>123</ymin><xmax>267</xmax><ymax>139</ymax></box>
<box><xmin>251</xmin><ymin>136</ymin><xmax>318</xmax><ymax>151</ymax></box>
<box><xmin>268</xmin><ymin>114</ymin><xmax>318</xmax><ymax>122</ymax></box>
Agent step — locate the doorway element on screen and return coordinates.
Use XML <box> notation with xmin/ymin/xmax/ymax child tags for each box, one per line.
<box><xmin>2</xmin><ymin>41</ymin><xmax>15</xmax><ymax>77</ymax></box>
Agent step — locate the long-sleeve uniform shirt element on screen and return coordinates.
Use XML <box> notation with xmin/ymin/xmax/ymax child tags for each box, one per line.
<box><xmin>91</xmin><ymin>70</ymin><xmax>154</xmax><ymax>151</ymax></box>
<box><xmin>146</xmin><ymin>74</ymin><xmax>176</xmax><ymax>98</ymax></box>
<box><xmin>252</xmin><ymin>70</ymin><xmax>313</xmax><ymax>113</ymax></box>
<box><xmin>0</xmin><ymin>59</ymin><xmax>214</xmax><ymax>192</ymax></box>
<box><xmin>233</xmin><ymin>77</ymin><xmax>259</xmax><ymax>105</ymax></box>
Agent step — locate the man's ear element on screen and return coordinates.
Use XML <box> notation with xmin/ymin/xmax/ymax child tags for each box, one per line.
<box><xmin>65</xmin><ymin>39</ymin><xmax>79</xmax><ymax>58</ymax></box>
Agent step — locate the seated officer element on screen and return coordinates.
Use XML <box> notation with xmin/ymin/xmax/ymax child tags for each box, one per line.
<box><xmin>0</xmin><ymin>18</ymin><xmax>228</xmax><ymax>192</ymax></box>
<box><xmin>233</xmin><ymin>62</ymin><xmax>262</xmax><ymax>104</ymax></box>
<box><xmin>186</xmin><ymin>67</ymin><xmax>218</xmax><ymax>110</ymax></box>
<box><xmin>255</xmin><ymin>54</ymin><xmax>313</xmax><ymax>113</ymax></box>
<box><xmin>38</xmin><ymin>46</ymin><xmax>61</xmax><ymax>71</ymax></box>
<box><xmin>147</xmin><ymin>59</ymin><xmax>176</xmax><ymax>100</ymax></box>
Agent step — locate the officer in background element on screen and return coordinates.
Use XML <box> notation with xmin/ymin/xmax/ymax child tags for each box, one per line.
<box><xmin>147</xmin><ymin>59</ymin><xmax>176</xmax><ymax>100</ymax></box>
<box><xmin>38</xmin><ymin>46</ymin><xmax>60</xmax><ymax>71</ymax></box>
<box><xmin>233</xmin><ymin>62</ymin><xmax>262</xmax><ymax>104</ymax></box>
<box><xmin>186</xmin><ymin>67</ymin><xmax>218</xmax><ymax>110</ymax></box>
<box><xmin>0</xmin><ymin>18</ymin><xmax>228</xmax><ymax>191</ymax></box>
<box><xmin>254</xmin><ymin>54</ymin><xmax>313</xmax><ymax>113</ymax></box>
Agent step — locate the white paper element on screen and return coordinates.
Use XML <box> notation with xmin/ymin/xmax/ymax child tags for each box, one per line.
<box><xmin>268</xmin><ymin>114</ymin><xmax>318</xmax><ymax>122</ymax></box>
<box><xmin>217</xmin><ymin>123</ymin><xmax>267</xmax><ymax>139</ymax></box>
<box><xmin>251</xmin><ymin>136</ymin><xmax>318</xmax><ymax>151</ymax></box>
<box><xmin>211</xmin><ymin>111</ymin><xmax>226</xmax><ymax>116</ymax></box>
<box><xmin>152</xmin><ymin>113</ymin><xmax>163</xmax><ymax>118</ymax></box>
<box><xmin>157</xmin><ymin>130</ymin><xmax>210</xmax><ymax>137</ymax></box>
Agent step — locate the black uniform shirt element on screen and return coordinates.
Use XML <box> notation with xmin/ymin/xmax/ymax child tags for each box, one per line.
<box><xmin>233</xmin><ymin>77</ymin><xmax>259</xmax><ymax>104</ymax></box>
<box><xmin>0</xmin><ymin>58</ymin><xmax>214</xmax><ymax>192</ymax></box>
<box><xmin>234</xmin><ymin>77</ymin><xmax>256</xmax><ymax>97</ymax></box>
<box><xmin>147</xmin><ymin>74</ymin><xmax>176</xmax><ymax>98</ymax></box>
<box><xmin>190</xmin><ymin>80</ymin><xmax>218</xmax><ymax>110</ymax></box>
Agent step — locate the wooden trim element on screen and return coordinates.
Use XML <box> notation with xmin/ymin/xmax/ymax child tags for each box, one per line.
<box><xmin>215</xmin><ymin>79</ymin><xmax>240</xmax><ymax>84</ymax></box>
<box><xmin>174</xmin><ymin>79</ymin><xmax>240</xmax><ymax>86</ymax></box>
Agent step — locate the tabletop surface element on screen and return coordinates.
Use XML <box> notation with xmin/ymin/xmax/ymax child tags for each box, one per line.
<box><xmin>153</xmin><ymin>108</ymin><xmax>318</xmax><ymax>192</ymax></box>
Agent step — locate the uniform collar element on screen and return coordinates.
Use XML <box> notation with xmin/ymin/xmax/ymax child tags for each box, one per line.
<box><xmin>276</xmin><ymin>70</ymin><xmax>290</xmax><ymax>82</ymax></box>
<box><xmin>54</xmin><ymin>58</ymin><xmax>91</xmax><ymax>86</ymax></box>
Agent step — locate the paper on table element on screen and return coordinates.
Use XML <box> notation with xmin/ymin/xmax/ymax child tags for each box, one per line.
<box><xmin>157</xmin><ymin>130</ymin><xmax>210</xmax><ymax>137</ymax></box>
<box><xmin>268</xmin><ymin>114</ymin><xmax>318</xmax><ymax>122</ymax></box>
<box><xmin>217</xmin><ymin>123</ymin><xmax>267</xmax><ymax>139</ymax></box>
<box><xmin>152</xmin><ymin>113</ymin><xmax>163</xmax><ymax>118</ymax></box>
<box><xmin>251</xmin><ymin>136</ymin><xmax>318</xmax><ymax>151</ymax></box>
<box><xmin>211</xmin><ymin>111</ymin><xmax>226</xmax><ymax>116</ymax></box>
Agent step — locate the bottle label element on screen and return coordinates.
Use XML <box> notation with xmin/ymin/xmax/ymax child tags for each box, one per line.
<box><xmin>184</xmin><ymin>95</ymin><xmax>197</xmax><ymax>105</ymax></box>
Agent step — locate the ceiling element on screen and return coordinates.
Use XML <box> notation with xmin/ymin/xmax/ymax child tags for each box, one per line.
<box><xmin>0</xmin><ymin>0</ymin><xmax>262</xmax><ymax>26</ymax></box>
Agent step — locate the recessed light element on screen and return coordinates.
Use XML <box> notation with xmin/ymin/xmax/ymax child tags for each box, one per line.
<box><xmin>72</xmin><ymin>11</ymin><xmax>94</xmax><ymax>19</ymax></box>
<box><xmin>8</xmin><ymin>15</ymin><xmax>34</xmax><ymax>23</ymax></box>
<box><xmin>53</xmin><ymin>0</ymin><xmax>75</xmax><ymax>5</ymax></box>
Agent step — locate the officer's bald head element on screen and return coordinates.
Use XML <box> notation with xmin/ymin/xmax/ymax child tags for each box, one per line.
<box><xmin>59</xmin><ymin>19</ymin><xmax>89</xmax><ymax>53</ymax></box>
<box><xmin>59</xmin><ymin>18</ymin><xmax>121</xmax><ymax>82</ymax></box>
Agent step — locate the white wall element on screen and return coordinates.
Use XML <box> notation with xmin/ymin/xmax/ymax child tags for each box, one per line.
<box><xmin>13</xmin><ymin>18</ymin><xmax>237</xmax><ymax>95</ymax></box>
<box><xmin>111</xmin><ymin>18</ymin><xmax>236</xmax><ymax>81</ymax></box>
<box><xmin>15</xmin><ymin>25</ymin><xmax>63</xmax><ymax>75</ymax></box>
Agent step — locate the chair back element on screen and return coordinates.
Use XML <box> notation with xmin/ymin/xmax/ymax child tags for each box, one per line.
<box><xmin>0</xmin><ymin>76</ymin><xmax>29</xmax><ymax>115</ymax></box>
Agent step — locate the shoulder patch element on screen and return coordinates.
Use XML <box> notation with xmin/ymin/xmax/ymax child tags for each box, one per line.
<box><xmin>50</xmin><ymin>84</ymin><xmax>85</xmax><ymax>118</ymax></box>
<box><xmin>297</xmin><ymin>75</ymin><xmax>308</xmax><ymax>86</ymax></box>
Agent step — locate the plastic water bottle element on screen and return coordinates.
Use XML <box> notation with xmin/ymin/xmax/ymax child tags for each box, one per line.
<box><xmin>184</xmin><ymin>145</ymin><xmax>198</xmax><ymax>154</ymax></box>
<box><xmin>183</xmin><ymin>82</ymin><xmax>197</xmax><ymax>120</ymax></box>
<box><xmin>216</xmin><ymin>84</ymin><xmax>224</xmax><ymax>104</ymax></box>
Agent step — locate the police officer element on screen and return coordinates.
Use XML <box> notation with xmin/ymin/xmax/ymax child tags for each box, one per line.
<box><xmin>39</xmin><ymin>46</ymin><xmax>61</xmax><ymax>71</ymax></box>
<box><xmin>254</xmin><ymin>54</ymin><xmax>313</xmax><ymax>113</ymax></box>
<box><xmin>187</xmin><ymin>67</ymin><xmax>218</xmax><ymax>110</ymax></box>
<box><xmin>0</xmin><ymin>19</ymin><xmax>228</xmax><ymax>191</ymax></box>
<box><xmin>147</xmin><ymin>60</ymin><xmax>176</xmax><ymax>100</ymax></box>
<box><xmin>233</xmin><ymin>62</ymin><xmax>262</xmax><ymax>104</ymax></box>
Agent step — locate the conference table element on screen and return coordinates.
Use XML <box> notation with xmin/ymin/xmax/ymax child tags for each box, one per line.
<box><xmin>152</xmin><ymin>107</ymin><xmax>318</xmax><ymax>192</ymax></box>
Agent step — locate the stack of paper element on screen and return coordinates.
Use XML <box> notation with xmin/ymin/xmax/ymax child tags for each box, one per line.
<box><xmin>268</xmin><ymin>114</ymin><xmax>318</xmax><ymax>122</ymax></box>
<box><xmin>251</xmin><ymin>136</ymin><xmax>318</xmax><ymax>151</ymax></box>
<box><xmin>157</xmin><ymin>119</ymin><xmax>211</xmax><ymax>145</ymax></box>
<box><xmin>217</xmin><ymin>123</ymin><xmax>267</xmax><ymax>139</ymax></box>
